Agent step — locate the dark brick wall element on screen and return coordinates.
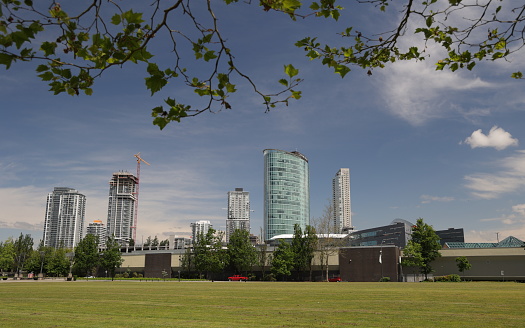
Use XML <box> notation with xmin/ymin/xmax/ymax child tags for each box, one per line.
<box><xmin>144</xmin><ymin>253</ymin><xmax>172</xmax><ymax>278</ymax></box>
<box><xmin>339</xmin><ymin>246</ymin><xmax>400</xmax><ymax>282</ymax></box>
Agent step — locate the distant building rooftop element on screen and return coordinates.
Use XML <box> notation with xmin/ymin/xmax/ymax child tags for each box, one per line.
<box><xmin>444</xmin><ymin>236</ymin><xmax>524</xmax><ymax>249</ymax></box>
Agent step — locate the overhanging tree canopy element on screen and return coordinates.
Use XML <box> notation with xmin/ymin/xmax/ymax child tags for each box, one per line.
<box><xmin>1</xmin><ymin>1</ymin><xmax>522</xmax><ymax>129</ymax></box>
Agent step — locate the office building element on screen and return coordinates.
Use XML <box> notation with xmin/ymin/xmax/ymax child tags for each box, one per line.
<box><xmin>436</xmin><ymin>228</ymin><xmax>464</xmax><ymax>246</ymax></box>
<box><xmin>333</xmin><ymin>168</ymin><xmax>353</xmax><ymax>233</ymax></box>
<box><xmin>348</xmin><ymin>219</ymin><xmax>413</xmax><ymax>248</ymax></box>
<box><xmin>263</xmin><ymin>149</ymin><xmax>310</xmax><ymax>241</ymax></box>
<box><xmin>191</xmin><ymin>220</ymin><xmax>213</xmax><ymax>244</ymax></box>
<box><xmin>86</xmin><ymin>220</ymin><xmax>107</xmax><ymax>248</ymax></box>
<box><xmin>106</xmin><ymin>171</ymin><xmax>137</xmax><ymax>245</ymax></box>
<box><xmin>43</xmin><ymin>187</ymin><xmax>86</xmax><ymax>248</ymax></box>
<box><xmin>226</xmin><ymin>188</ymin><xmax>250</xmax><ymax>243</ymax></box>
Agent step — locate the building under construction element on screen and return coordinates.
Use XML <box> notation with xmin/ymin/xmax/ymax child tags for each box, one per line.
<box><xmin>106</xmin><ymin>172</ymin><xmax>137</xmax><ymax>245</ymax></box>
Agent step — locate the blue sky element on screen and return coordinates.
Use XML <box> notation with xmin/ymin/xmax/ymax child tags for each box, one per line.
<box><xmin>1</xmin><ymin>1</ymin><xmax>525</xmax><ymax>243</ymax></box>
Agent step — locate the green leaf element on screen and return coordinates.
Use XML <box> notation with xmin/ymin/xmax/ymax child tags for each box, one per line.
<box><xmin>122</xmin><ymin>10</ymin><xmax>144</xmax><ymax>24</ymax></box>
<box><xmin>36</xmin><ymin>64</ymin><xmax>49</xmax><ymax>72</ymax></box>
<box><xmin>0</xmin><ymin>53</ymin><xmax>14</xmax><ymax>69</ymax></box>
<box><xmin>145</xmin><ymin>75</ymin><xmax>168</xmax><ymax>95</ymax></box>
<box><xmin>203</xmin><ymin>50</ymin><xmax>217</xmax><ymax>62</ymax></box>
<box><xmin>153</xmin><ymin>117</ymin><xmax>168</xmax><ymax>130</ymax></box>
<box><xmin>284</xmin><ymin>64</ymin><xmax>299</xmax><ymax>78</ymax></box>
<box><xmin>38</xmin><ymin>71</ymin><xmax>54</xmax><ymax>81</ymax></box>
<box><xmin>334</xmin><ymin>64</ymin><xmax>350</xmax><ymax>78</ymax></box>
<box><xmin>279</xmin><ymin>78</ymin><xmax>288</xmax><ymax>86</ymax></box>
<box><xmin>309</xmin><ymin>2</ymin><xmax>320</xmax><ymax>10</ymax></box>
<box><xmin>291</xmin><ymin>90</ymin><xmax>302</xmax><ymax>100</ymax></box>
<box><xmin>111</xmin><ymin>14</ymin><xmax>122</xmax><ymax>25</ymax></box>
<box><xmin>40</xmin><ymin>41</ymin><xmax>57</xmax><ymax>56</ymax></box>
<box><xmin>426</xmin><ymin>16</ymin><xmax>433</xmax><ymax>28</ymax></box>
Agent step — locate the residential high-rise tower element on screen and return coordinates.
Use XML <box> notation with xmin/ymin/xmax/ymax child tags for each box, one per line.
<box><xmin>43</xmin><ymin>187</ymin><xmax>86</xmax><ymax>248</ymax></box>
<box><xmin>191</xmin><ymin>220</ymin><xmax>213</xmax><ymax>244</ymax></box>
<box><xmin>332</xmin><ymin>168</ymin><xmax>353</xmax><ymax>233</ymax></box>
<box><xmin>226</xmin><ymin>188</ymin><xmax>250</xmax><ymax>243</ymax></box>
<box><xmin>86</xmin><ymin>220</ymin><xmax>107</xmax><ymax>248</ymax></box>
<box><xmin>106</xmin><ymin>172</ymin><xmax>137</xmax><ymax>245</ymax></box>
<box><xmin>263</xmin><ymin>149</ymin><xmax>310</xmax><ymax>241</ymax></box>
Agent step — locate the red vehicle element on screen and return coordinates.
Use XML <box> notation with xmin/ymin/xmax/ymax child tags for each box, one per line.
<box><xmin>228</xmin><ymin>275</ymin><xmax>248</xmax><ymax>281</ymax></box>
<box><xmin>328</xmin><ymin>277</ymin><xmax>342</xmax><ymax>282</ymax></box>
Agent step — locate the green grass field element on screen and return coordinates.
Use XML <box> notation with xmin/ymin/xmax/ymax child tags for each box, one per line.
<box><xmin>1</xmin><ymin>281</ymin><xmax>524</xmax><ymax>327</ymax></box>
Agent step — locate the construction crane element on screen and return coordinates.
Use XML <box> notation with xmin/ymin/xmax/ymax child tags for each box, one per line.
<box><xmin>131</xmin><ymin>152</ymin><xmax>150</xmax><ymax>242</ymax></box>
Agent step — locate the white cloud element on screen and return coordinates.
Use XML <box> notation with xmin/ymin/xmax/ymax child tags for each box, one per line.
<box><xmin>463</xmin><ymin>126</ymin><xmax>519</xmax><ymax>150</ymax></box>
<box><xmin>420</xmin><ymin>194</ymin><xmax>454</xmax><ymax>204</ymax></box>
<box><xmin>378</xmin><ymin>59</ymin><xmax>491</xmax><ymax>125</ymax></box>
<box><xmin>464</xmin><ymin>150</ymin><xmax>525</xmax><ymax>199</ymax></box>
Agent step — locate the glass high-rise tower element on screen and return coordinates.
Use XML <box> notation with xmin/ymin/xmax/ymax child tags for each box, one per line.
<box><xmin>264</xmin><ymin>149</ymin><xmax>310</xmax><ymax>241</ymax></box>
<box><xmin>43</xmin><ymin>187</ymin><xmax>86</xmax><ymax>248</ymax></box>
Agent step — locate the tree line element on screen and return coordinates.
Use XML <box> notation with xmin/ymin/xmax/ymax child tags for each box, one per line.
<box><xmin>182</xmin><ymin>225</ymin><xmax>325</xmax><ymax>281</ymax></box>
<box><xmin>1</xmin><ymin>218</ymin><xmax>468</xmax><ymax>281</ymax></box>
<box><xmin>0</xmin><ymin>233</ymin><xmax>123</xmax><ymax>279</ymax></box>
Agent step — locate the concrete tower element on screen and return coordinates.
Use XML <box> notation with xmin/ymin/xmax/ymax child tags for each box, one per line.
<box><xmin>333</xmin><ymin>168</ymin><xmax>353</xmax><ymax>233</ymax></box>
<box><xmin>226</xmin><ymin>188</ymin><xmax>250</xmax><ymax>243</ymax></box>
<box><xmin>106</xmin><ymin>172</ymin><xmax>137</xmax><ymax>245</ymax></box>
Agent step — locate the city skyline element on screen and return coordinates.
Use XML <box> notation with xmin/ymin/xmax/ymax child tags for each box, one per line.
<box><xmin>2</xmin><ymin>3</ymin><xmax>525</xmax><ymax>243</ymax></box>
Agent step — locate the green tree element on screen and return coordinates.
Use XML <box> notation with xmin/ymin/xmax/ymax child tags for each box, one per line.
<box><xmin>193</xmin><ymin>228</ymin><xmax>227</xmax><ymax>280</ymax></box>
<box><xmin>181</xmin><ymin>247</ymin><xmax>194</xmax><ymax>277</ymax></box>
<box><xmin>47</xmin><ymin>247</ymin><xmax>70</xmax><ymax>277</ymax></box>
<box><xmin>271</xmin><ymin>239</ymin><xmax>294</xmax><ymax>281</ymax></box>
<box><xmin>159</xmin><ymin>239</ymin><xmax>169</xmax><ymax>247</ymax></box>
<box><xmin>0</xmin><ymin>239</ymin><xmax>15</xmax><ymax>275</ymax></box>
<box><xmin>456</xmin><ymin>256</ymin><xmax>472</xmax><ymax>273</ymax></box>
<box><xmin>227</xmin><ymin>229</ymin><xmax>257</xmax><ymax>275</ymax></box>
<box><xmin>101</xmin><ymin>236</ymin><xmax>124</xmax><ymax>280</ymax></box>
<box><xmin>402</xmin><ymin>218</ymin><xmax>442</xmax><ymax>280</ymax></box>
<box><xmin>2</xmin><ymin>2</ymin><xmax>520</xmax><ymax>129</ymax></box>
<box><xmin>73</xmin><ymin>234</ymin><xmax>100</xmax><ymax>277</ymax></box>
<box><xmin>290</xmin><ymin>224</ymin><xmax>317</xmax><ymax>281</ymax></box>
<box><xmin>13</xmin><ymin>233</ymin><xmax>33</xmax><ymax>277</ymax></box>
<box><xmin>24</xmin><ymin>248</ymin><xmax>42</xmax><ymax>274</ymax></box>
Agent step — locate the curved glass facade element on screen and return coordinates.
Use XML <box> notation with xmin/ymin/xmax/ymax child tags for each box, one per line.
<box><xmin>264</xmin><ymin>149</ymin><xmax>310</xmax><ymax>240</ymax></box>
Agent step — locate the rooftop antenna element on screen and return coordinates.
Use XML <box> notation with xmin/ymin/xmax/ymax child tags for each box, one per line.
<box><xmin>496</xmin><ymin>232</ymin><xmax>500</xmax><ymax>243</ymax></box>
<box><xmin>132</xmin><ymin>153</ymin><xmax>150</xmax><ymax>242</ymax></box>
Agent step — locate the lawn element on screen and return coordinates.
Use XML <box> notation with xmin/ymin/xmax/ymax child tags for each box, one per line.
<box><xmin>1</xmin><ymin>281</ymin><xmax>524</xmax><ymax>327</ymax></box>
